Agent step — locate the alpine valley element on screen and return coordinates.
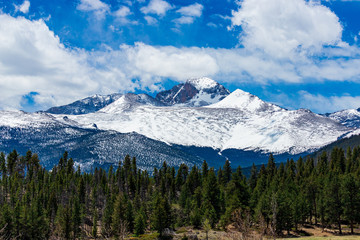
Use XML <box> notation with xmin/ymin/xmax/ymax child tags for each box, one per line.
<box><xmin>1</xmin><ymin>77</ymin><xmax>359</xmax><ymax>171</ymax></box>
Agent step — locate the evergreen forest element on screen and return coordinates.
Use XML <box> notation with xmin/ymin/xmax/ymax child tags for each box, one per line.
<box><xmin>1</xmin><ymin>146</ymin><xmax>360</xmax><ymax>239</ymax></box>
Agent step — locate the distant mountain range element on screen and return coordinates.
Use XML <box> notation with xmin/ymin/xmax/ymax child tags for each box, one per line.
<box><xmin>1</xmin><ymin>77</ymin><xmax>359</xmax><ymax>171</ymax></box>
<box><xmin>326</xmin><ymin>108</ymin><xmax>360</xmax><ymax>128</ymax></box>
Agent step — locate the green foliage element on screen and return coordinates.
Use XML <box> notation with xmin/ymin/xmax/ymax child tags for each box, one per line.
<box><xmin>134</xmin><ymin>210</ymin><xmax>147</xmax><ymax>236</ymax></box>
<box><xmin>151</xmin><ymin>193</ymin><xmax>171</xmax><ymax>236</ymax></box>
<box><xmin>0</xmin><ymin>145</ymin><xmax>360</xmax><ymax>239</ymax></box>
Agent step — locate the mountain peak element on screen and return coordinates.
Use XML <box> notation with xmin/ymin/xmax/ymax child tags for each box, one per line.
<box><xmin>328</xmin><ymin>108</ymin><xmax>360</xmax><ymax>128</ymax></box>
<box><xmin>45</xmin><ymin>93</ymin><xmax>123</xmax><ymax>115</ymax></box>
<box><xmin>208</xmin><ymin>88</ymin><xmax>282</xmax><ymax>113</ymax></box>
<box><xmin>100</xmin><ymin>93</ymin><xmax>163</xmax><ymax>113</ymax></box>
<box><xmin>186</xmin><ymin>77</ymin><xmax>218</xmax><ymax>90</ymax></box>
<box><xmin>156</xmin><ymin>77</ymin><xmax>230</xmax><ymax>107</ymax></box>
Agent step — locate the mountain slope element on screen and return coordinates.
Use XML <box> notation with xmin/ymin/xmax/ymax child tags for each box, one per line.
<box><xmin>62</xmin><ymin>87</ymin><xmax>350</xmax><ymax>155</ymax></box>
<box><xmin>0</xmin><ymin>111</ymin><xmax>201</xmax><ymax>171</ymax></box>
<box><xmin>2</xmin><ymin>78</ymin><xmax>357</xmax><ymax>171</ymax></box>
<box><xmin>327</xmin><ymin>108</ymin><xmax>360</xmax><ymax>128</ymax></box>
<box><xmin>309</xmin><ymin>133</ymin><xmax>360</xmax><ymax>161</ymax></box>
<box><xmin>46</xmin><ymin>93</ymin><xmax>123</xmax><ymax>115</ymax></box>
<box><xmin>206</xmin><ymin>89</ymin><xmax>283</xmax><ymax>113</ymax></box>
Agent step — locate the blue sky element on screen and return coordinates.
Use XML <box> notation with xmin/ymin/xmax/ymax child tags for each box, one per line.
<box><xmin>1</xmin><ymin>0</ymin><xmax>360</xmax><ymax>113</ymax></box>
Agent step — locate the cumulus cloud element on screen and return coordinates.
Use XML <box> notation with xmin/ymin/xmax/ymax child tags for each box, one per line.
<box><xmin>122</xmin><ymin>43</ymin><xmax>219</xmax><ymax>81</ymax></box>
<box><xmin>173</xmin><ymin>16</ymin><xmax>195</xmax><ymax>25</ymax></box>
<box><xmin>1</xmin><ymin>12</ymin><xmax>360</xmax><ymax>111</ymax></box>
<box><xmin>230</xmin><ymin>0</ymin><xmax>343</xmax><ymax>58</ymax></box>
<box><xmin>144</xmin><ymin>16</ymin><xmax>158</xmax><ymax>25</ymax></box>
<box><xmin>114</xmin><ymin>6</ymin><xmax>131</xmax><ymax>18</ymax></box>
<box><xmin>299</xmin><ymin>92</ymin><xmax>360</xmax><ymax>113</ymax></box>
<box><xmin>113</xmin><ymin>6</ymin><xmax>138</xmax><ymax>25</ymax></box>
<box><xmin>0</xmin><ymin>14</ymin><xmax>134</xmax><ymax>110</ymax></box>
<box><xmin>0</xmin><ymin>14</ymin><xmax>216</xmax><ymax>110</ymax></box>
<box><xmin>174</xmin><ymin>3</ymin><xmax>203</xmax><ymax>25</ymax></box>
<box><xmin>176</xmin><ymin>3</ymin><xmax>203</xmax><ymax>17</ymax></box>
<box><xmin>272</xmin><ymin>91</ymin><xmax>360</xmax><ymax>113</ymax></box>
<box><xmin>3</xmin><ymin>0</ymin><xmax>360</xmax><ymax>112</ymax></box>
<box><xmin>77</xmin><ymin>0</ymin><xmax>110</xmax><ymax>19</ymax></box>
<box><xmin>140</xmin><ymin>0</ymin><xmax>173</xmax><ymax>16</ymax></box>
<box><xmin>14</xmin><ymin>0</ymin><xmax>30</xmax><ymax>14</ymax></box>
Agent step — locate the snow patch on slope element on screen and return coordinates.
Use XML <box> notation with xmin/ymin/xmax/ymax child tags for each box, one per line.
<box><xmin>328</xmin><ymin>109</ymin><xmax>360</xmax><ymax>128</ymax></box>
<box><xmin>0</xmin><ymin>111</ymin><xmax>55</xmax><ymax>128</ymax></box>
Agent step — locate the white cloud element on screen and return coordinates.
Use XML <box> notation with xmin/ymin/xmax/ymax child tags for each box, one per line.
<box><xmin>230</xmin><ymin>0</ymin><xmax>343</xmax><ymax>58</ymax></box>
<box><xmin>3</xmin><ymin>2</ymin><xmax>360</xmax><ymax>112</ymax></box>
<box><xmin>324</xmin><ymin>0</ymin><xmax>360</xmax><ymax>1</ymax></box>
<box><xmin>113</xmin><ymin>6</ymin><xmax>138</xmax><ymax>25</ymax></box>
<box><xmin>123</xmin><ymin>43</ymin><xmax>219</xmax><ymax>81</ymax></box>
<box><xmin>299</xmin><ymin>92</ymin><xmax>360</xmax><ymax>113</ymax></box>
<box><xmin>0</xmin><ymin>14</ymin><xmax>133</xmax><ymax>110</ymax></box>
<box><xmin>176</xmin><ymin>3</ymin><xmax>203</xmax><ymax>17</ymax></box>
<box><xmin>173</xmin><ymin>16</ymin><xmax>195</xmax><ymax>24</ymax></box>
<box><xmin>15</xmin><ymin>0</ymin><xmax>30</xmax><ymax>14</ymax></box>
<box><xmin>272</xmin><ymin>91</ymin><xmax>360</xmax><ymax>113</ymax></box>
<box><xmin>140</xmin><ymin>0</ymin><xmax>173</xmax><ymax>16</ymax></box>
<box><xmin>77</xmin><ymin>0</ymin><xmax>110</xmax><ymax>19</ymax></box>
<box><xmin>114</xmin><ymin>6</ymin><xmax>131</xmax><ymax>18</ymax></box>
<box><xmin>174</xmin><ymin>3</ymin><xmax>203</xmax><ymax>25</ymax></box>
<box><xmin>144</xmin><ymin>15</ymin><xmax>158</xmax><ymax>25</ymax></box>
<box><xmin>207</xmin><ymin>22</ymin><xmax>218</xmax><ymax>28</ymax></box>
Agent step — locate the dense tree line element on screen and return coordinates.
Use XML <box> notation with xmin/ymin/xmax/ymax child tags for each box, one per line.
<box><xmin>0</xmin><ymin>146</ymin><xmax>360</xmax><ymax>239</ymax></box>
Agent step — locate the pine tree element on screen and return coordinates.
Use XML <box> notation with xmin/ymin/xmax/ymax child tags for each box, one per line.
<box><xmin>341</xmin><ymin>174</ymin><xmax>360</xmax><ymax>234</ymax></box>
<box><xmin>0</xmin><ymin>152</ymin><xmax>6</xmax><ymax>177</ymax></box>
<box><xmin>202</xmin><ymin>160</ymin><xmax>209</xmax><ymax>179</ymax></box>
<box><xmin>134</xmin><ymin>211</ymin><xmax>146</xmax><ymax>236</ymax></box>
<box><xmin>266</xmin><ymin>154</ymin><xmax>276</xmax><ymax>179</ymax></box>
<box><xmin>112</xmin><ymin>193</ymin><xmax>127</xmax><ymax>237</ymax></box>
<box><xmin>125</xmin><ymin>200</ymin><xmax>134</xmax><ymax>233</ymax></box>
<box><xmin>202</xmin><ymin>168</ymin><xmax>220</xmax><ymax>226</ymax></box>
<box><xmin>72</xmin><ymin>196</ymin><xmax>82</xmax><ymax>238</ymax></box>
<box><xmin>102</xmin><ymin>193</ymin><xmax>113</xmax><ymax>236</ymax></box>
<box><xmin>223</xmin><ymin>160</ymin><xmax>232</xmax><ymax>184</ymax></box>
<box><xmin>249</xmin><ymin>163</ymin><xmax>257</xmax><ymax>190</ymax></box>
<box><xmin>56</xmin><ymin>204</ymin><xmax>72</xmax><ymax>239</ymax></box>
<box><xmin>324</xmin><ymin>174</ymin><xmax>343</xmax><ymax>234</ymax></box>
<box><xmin>317</xmin><ymin>151</ymin><xmax>328</xmax><ymax>175</ymax></box>
<box><xmin>151</xmin><ymin>193</ymin><xmax>171</xmax><ymax>236</ymax></box>
<box><xmin>0</xmin><ymin>203</ymin><xmax>13</xmax><ymax>239</ymax></box>
<box><xmin>7</xmin><ymin>150</ymin><xmax>18</xmax><ymax>176</ymax></box>
<box><xmin>92</xmin><ymin>208</ymin><xmax>98</xmax><ymax>238</ymax></box>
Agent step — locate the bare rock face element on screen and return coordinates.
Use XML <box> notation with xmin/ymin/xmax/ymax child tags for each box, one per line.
<box><xmin>156</xmin><ymin>77</ymin><xmax>230</xmax><ymax>107</ymax></box>
<box><xmin>156</xmin><ymin>82</ymin><xmax>199</xmax><ymax>105</ymax></box>
<box><xmin>45</xmin><ymin>93</ymin><xmax>123</xmax><ymax>115</ymax></box>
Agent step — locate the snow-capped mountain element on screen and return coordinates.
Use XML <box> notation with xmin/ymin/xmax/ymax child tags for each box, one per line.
<box><xmin>206</xmin><ymin>89</ymin><xmax>283</xmax><ymax>113</ymax></box>
<box><xmin>155</xmin><ymin>77</ymin><xmax>230</xmax><ymax>107</ymax></box>
<box><xmin>45</xmin><ymin>93</ymin><xmax>123</xmax><ymax>115</ymax></box>
<box><xmin>1</xmin><ymin>77</ymin><xmax>359</xmax><ymax>171</ymax></box>
<box><xmin>102</xmin><ymin>93</ymin><xmax>164</xmax><ymax>113</ymax></box>
<box><xmin>327</xmin><ymin>108</ymin><xmax>360</xmax><ymax>128</ymax></box>
<box><xmin>57</xmin><ymin>83</ymin><xmax>350</xmax><ymax>155</ymax></box>
<box><xmin>0</xmin><ymin>110</ymin><xmax>200</xmax><ymax>171</ymax></box>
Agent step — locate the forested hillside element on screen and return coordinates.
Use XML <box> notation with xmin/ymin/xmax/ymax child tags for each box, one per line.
<box><xmin>0</xmin><ymin>147</ymin><xmax>360</xmax><ymax>239</ymax></box>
